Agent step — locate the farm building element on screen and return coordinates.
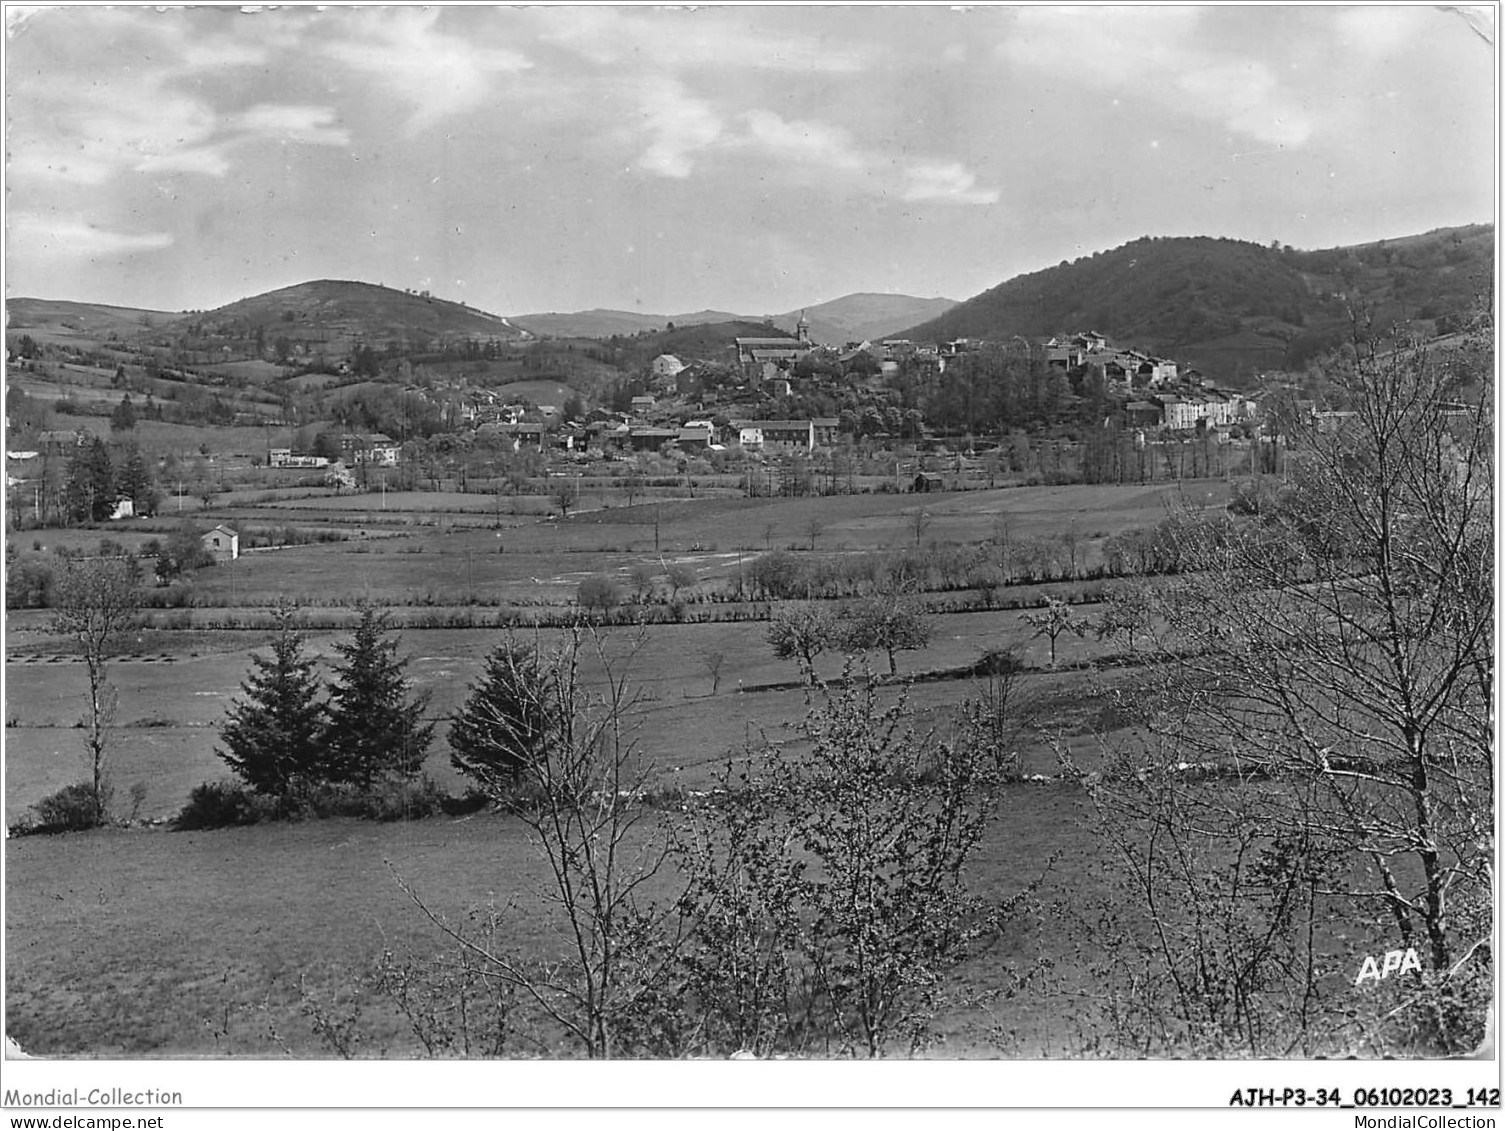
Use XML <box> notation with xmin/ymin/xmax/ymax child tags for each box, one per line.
<box><xmin>627</xmin><ymin>427</ymin><xmax>680</xmax><ymax>452</ymax></box>
<box><xmin>913</xmin><ymin>472</ymin><xmax>946</xmax><ymax>493</ymax></box>
<box><xmin>733</xmin><ymin>420</ymin><xmax>816</xmax><ymax>453</ymax></box>
<box><xmin>201</xmin><ymin>525</ymin><xmax>239</xmax><ymax>562</ymax></box>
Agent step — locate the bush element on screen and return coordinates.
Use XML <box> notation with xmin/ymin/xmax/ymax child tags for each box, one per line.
<box><xmin>175</xmin><ymin>781</ymin><xmax>272</xmax><ymax>830</ymax></box>
<box><xmin>176</xmin><ymin>776</ymin><xmax>451</xmax><ymax>828</ymax></box>
<box><xmin>24</xmin><ymin>781</ymin><xmax>113</xmax><ymax>834</ymax></box>
<box><xmin>341</xmin><ymin>776</ymin><xmax>447</xmax><ymax>821</ymax></box>
<box><xmin>577</xmin><ymin>574</ymin><xmax>622</xmax><ymax>612</ymax></box>
<box><xmin>439</xmin><ymin>787</ymin><xmax>492</xmax><ymax>817</ymax></box>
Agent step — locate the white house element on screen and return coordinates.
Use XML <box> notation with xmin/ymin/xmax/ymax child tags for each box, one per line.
<box><xmin>733</xmin><ymin>420</ymin><xmax>816</xmax><ymax>452</ymax></box>
<box><xmin>201</xmin><ymin>525</ymin><xmax>239</xmax><ymax>562</ymax></box>
<box><xmin>651</xmin><ymin>354</ymin><xmax>686</xmax><ymax>379</ymax></box>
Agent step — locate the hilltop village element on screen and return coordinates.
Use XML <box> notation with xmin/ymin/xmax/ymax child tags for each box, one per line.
<box><xmin>326</xmin><ymin>325</ymin><xmax>1249</xmax><ymax>469</ymax></box>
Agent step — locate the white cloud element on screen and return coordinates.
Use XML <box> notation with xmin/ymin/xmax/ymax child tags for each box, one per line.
<box><xmin>1178</xmin><ymin>62</ymin><xmax>1312</xmax><ymax>148</ymax></box>
<box><xmin>997</xmin><ymin>7</ymin><xmax>1316</xmax><ymax>148</ymax></box>
<box><xmin>901</xmin><ymin>161</ymin><xmax>1001</xmax><ymax>205</ymax></box>
<box><xmin>742</xmin><ymin>110</ymin><xmax>867</xmax><ymax>172</ymax></box>
<box><xmin>724</xmin><ymin>110</ymin><xmax>999</xmax><ymax>207</ymax></box>
<box><xmin>235</xmin><ymin>105</ymin><xmax>352</xmax><ymax>147</ymax></box>
<box><xmin>323</xmin><ymin>9</ymin><xmax>531</xmax><ymax>132</ymax></box>
<box><xmin>534</xmin><ymin>8</ymin><xmax>877</xmax><ymax>75</ymax></box>
<box><xmin>633</xmin><ymin>78</ymin><xmax>724</xmax><ymax>178</ymax></box>
<box><xmin>8</xmin><ymin>86</ymin><xmax>220</xmax><ymax>185</ymax></box>
<box><xmin>8</xmin><ymin>213</ymin><xmax>173</xmax><ymax>258</ymax></box>
<box><xmin>7</xmin><ymin>11</ymin><xmax>349</xmax><ymax>189</ymax></box>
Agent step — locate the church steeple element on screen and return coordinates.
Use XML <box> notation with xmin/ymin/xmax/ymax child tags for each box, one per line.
<box><xmin>796</xmin><ymin>310</ymin><xmax>810</xmax><ymax>344</ymax></box>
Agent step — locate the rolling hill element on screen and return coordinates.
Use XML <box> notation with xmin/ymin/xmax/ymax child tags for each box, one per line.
<box><xmin>6</xmin><ymin>298</ymin><xmax>187</xmax><ymax>342</ymax></box>
<box><xmin>900</xmin><ymin>225</ymin><xmax>1492</xmax><ymax>381</ymax></box>
<box><xmin>178</xmin><ymin>280</ymin><xmax>526</xmax><ymax>356</ymax></box>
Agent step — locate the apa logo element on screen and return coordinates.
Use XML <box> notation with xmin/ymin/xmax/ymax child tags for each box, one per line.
<box><xmin>1354</xmin><ymin>948</ymin><xmax>1422</xmax><ymax>985</ymax></box>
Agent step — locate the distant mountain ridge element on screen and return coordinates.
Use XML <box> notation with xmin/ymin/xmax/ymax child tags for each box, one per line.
<box><xmin>11</xmin><ymin>224</ymin><xmax>1487</xmax><ymax>381</ymax></box>
<box><xmin>900</xmin><ymin>224</ymin><xmax>1492</xmax><ymax>380</ymax></box>
<box><xmin>511</xmin><ymin>292</ymin><xmax>958</xmax><ymax>345</ymax></box>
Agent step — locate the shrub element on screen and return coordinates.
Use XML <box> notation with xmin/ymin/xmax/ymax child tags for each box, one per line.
<box><xmin>176</xmin><ymin>776</ymin><xmax>450</xmax><ymax>828</ymax></box>
<box><xmin>439</xmin><ymin>787</ymin><xmax>492</xmax><ymax>817</ymax></box>
<box><xmin>345</xmin><ymin>776</ymin><xmax>447</xmax><ymax>822</ymax></box>
<box><xmin>175</xmin><ymin>781</ymin><xmax>270</xmax><ymax>830</ymax></box>
<box><xmin>577</xmin><ymin>574</ymin><xmax>622</xmax><ymax>612</ymax></box>
<box><xmin>28</xmin><ymin>781</ymin><xmax>114</xmax><ymax>834</ymax></box>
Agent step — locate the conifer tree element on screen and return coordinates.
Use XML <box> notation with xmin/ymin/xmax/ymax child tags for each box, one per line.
<box><xmin>110</xmin><ymin>394</ymin><xmax>137</xmax><ymax>432</ymax></box>
<box><xmin>63</xmin><ymin>436</ymin><xmax>114</xmax><ymax>523</ymax></box>
<box><xmin>449</xmin><ymin>641</ymin><xmax>557</xmax><ymax>790</ymax></box>
<box><xmin>114</xmin><ymin>442</ymin><xmax>160</xmax><ymax>517</ymax></box>
<box><xmin>323</xmin><ymin>603</ymin><xmax>433</xmax><ymax>787</ymax></box>
<box><xmin>218</xmin><ymin>602</ymin><xmax>328</xmax><ymax>795</ymax></box>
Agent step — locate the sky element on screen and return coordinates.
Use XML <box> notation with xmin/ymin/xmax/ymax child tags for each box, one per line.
<box><xmin>3</xmin><ymin>4</ymin><xmax>1497</xmax><ymax>318</ymax></box>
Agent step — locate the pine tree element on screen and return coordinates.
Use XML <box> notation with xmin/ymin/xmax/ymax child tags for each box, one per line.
<box><xmin>63</xmin><ymin>436</ymin><xmax>115</xmax><ymax>523</ymax></box>
<box><xmin>218</xmin><ymin>603</ymin><xmax>328</xmax><ymax>795</ymax></box>
<box><xmin>449</xmin><ymin>641</ymin><xmax>558</xmax><ymax>791</ymax></box>
<box><xmin>114</xmin><ymin>442</ymin><xmax>160</xmax><ymax>516</ymax></box>
<box><xmin>323</xmin><ymin>603</ymin><xmax>433</xmax><ymax>787</ymax></box>
<box><xmin>110</xmin><ymin>394</ymin><xmax>137</xmax><ymax>432</ymax></box>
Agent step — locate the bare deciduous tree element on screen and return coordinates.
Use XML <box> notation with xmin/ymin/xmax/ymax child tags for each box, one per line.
<box><xmin>50</xmin><ymin>554</ymin><xmax>142</xmax><ymax>824</ymax></box>
<box><xmin>766</xmin><ymin>602</ymin><xmax>837</xmax><ymax>684</ymax></box>
<box><xmin>1023</xmin><ymin>596</ymin><xmax>1083</xmax><ymax>667</ymax></box>
<box><xmin>1067</xmin><ymin>321</ymin><xmax>1493</xmax><ymax>1054</ymax></box>
<box><xmin>396</xmin><ymin>627</ymin><xmax>698</xmax><ymax>1057</ymax></box>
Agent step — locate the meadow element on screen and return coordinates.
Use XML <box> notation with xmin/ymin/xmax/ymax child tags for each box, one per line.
<box><xmin>4</xmin><ymin>778</ymin><xmax>1105</xmax><ymax>1057</ymax></box>
<box><xmin>4</xmin><ymin>476</ymin><xmax>1219</xmax><ymax>1057</ymax></box>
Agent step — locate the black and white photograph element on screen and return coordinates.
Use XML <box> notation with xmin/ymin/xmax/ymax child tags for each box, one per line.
<box><xmin>1</xmin><ymin>0</ymin><xmax>1496</xmax><ymax>1115</ymax></box>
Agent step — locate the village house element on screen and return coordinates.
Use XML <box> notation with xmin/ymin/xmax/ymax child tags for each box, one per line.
<box><xmin>913</xmin><ymin>471</ymin><xmax>946</xmax><ymax>493</ymax></box>
<box><xmin>734</xmin><ymin>419</ymin><xmax>816</xmax><ymax>453</ymax></box>
<box><xmin>1158</xmin><ymin>398</ymin><xmax>1201</xmax><ymax>431</ymax></box>
<box><xmin>36</xmin><ymin>429</ymin><xmax>84</xmax><ymax>455</ymax></box>
<box><xmin>339</xmin><ymin>433</ymin><xmax>401</xmax><ymax>467</ymax></box>
<box><xmin>651</xmin><ymin>354</ymin><xmax>685</xmax><ymax>380</ymax></box>
<box><xmin>812</xmin><ymin>417</ymin><xmax>840</xmax><ymax>447</ymax></box>
<box><xmin>1046</xmin><ymin>331</ymin><xmax>1110</xmax><ymax>368</ymax></box>
<box><xmin>676</xmin><ymin>427</ymin><xmax>713</xmax><ymax>452</ymax></box>
<box><xmin>201</xmin><ymin>524</ymin><xmax>239</xmax><ymax>563</ymax></box>
<box><xmin>268</xmin><ymin>447</ymin><xmax>330</xmax><ymax>469</ymax></box>
<box><xmin>626</xmin><ymin>427</ymin><xmax>680</xmax><ymax>452</ymax></box>
<box><xmin>476</xmin><ymin>421</ymin><xmax>545</xmax><ymax>453</ymax></box>
<box><xmin>586</xmin><ymin>421</ymin><xmax>630</xmax><ymax>452</ymax></box>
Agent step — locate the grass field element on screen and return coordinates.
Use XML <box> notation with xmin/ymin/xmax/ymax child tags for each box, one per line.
<box><xmin>4</xmin><ymin>780</ymin><xmax>1101</xmax><ymax>1056</ymax></box>
<box><xmin>5</xmin><ymin>610</ymin><xmax>1134</xmax><ymax>824</ymax></box>
<box><xmin>490</xmin><ymin>380</ymin><xmax>581</xmax><ymax>405</ymax></box>
<box><xmin>4</xmin><ymin>477</ymin><xmax>1203</xmax><ymax>1057</ymax></box>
